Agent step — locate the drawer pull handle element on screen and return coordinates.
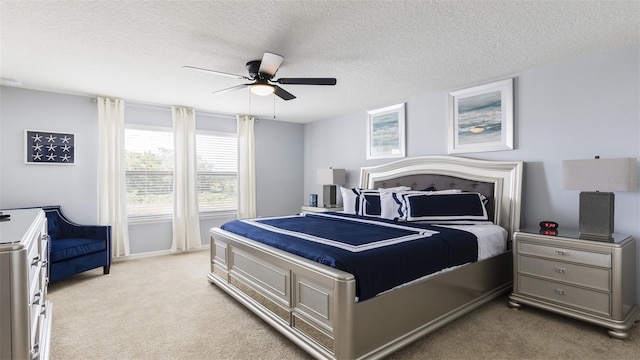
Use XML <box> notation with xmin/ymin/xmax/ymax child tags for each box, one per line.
<box><xmin>32</xmin><ymin>291</ymin><xmax>41</xmax><ymax>305</ymax></box>
<box><xmin>31</xmin><ymin>344</ymin><xmax>40</xmax><ymax>360</ymax></box>
<box><xmin>555</xmin><ymin>250</ymin><xmax>566</xmax><ymax>255</ymax></box>
<box><xmin>555</xmin><ymin>267</ymin><xmax>565</xmax><ymax>274</ymax></box>
<box><xmin>555</xmin><ymin>289</ymin><xmax>565</xmax><ymax>296</ymax></box>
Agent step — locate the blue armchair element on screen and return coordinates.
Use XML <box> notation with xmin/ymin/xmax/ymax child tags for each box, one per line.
<box><xmin>42</xmin><ymin>206</ymin><xmax>112</xmax><ymax>282</ymax></box>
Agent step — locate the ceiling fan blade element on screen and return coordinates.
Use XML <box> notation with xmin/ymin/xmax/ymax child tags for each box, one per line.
<box><xmin>275</xmin><ymin>78</ymin><xmax>337</xmax><ymax>85</ymax></box>
<box><xmin>212</xmin><ymin>83</ymin><xmax>251</xmax><ymax>95</ymax></box>
<box><xmin>183</xmin><ymin>66</ymin><xmax>250</xmax><ymax>80</ymax></box>
<box><xmin>273</xmin><ymin>85</ymin><xmax>296</xmax><ymax>101</ymax></box>
<box><xmin>258</xmin><ymin>52</ymin><xmax>284</xmax><ymax>77</ymax></box>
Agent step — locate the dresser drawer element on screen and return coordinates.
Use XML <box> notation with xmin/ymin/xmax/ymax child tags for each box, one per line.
<box><xmin>519</xmin><ymin>255</ymin><xmax>610</xmax><ymax>291</ymax></box>
<box><xmin>519</xmin><ymin>275</ymin><xmax>611</xmax><ymax>316</ymax></box>
<box><xmin>519</xmin><ymin>242</ymin><xmax>611</xmax><ymax>268</ymax></box>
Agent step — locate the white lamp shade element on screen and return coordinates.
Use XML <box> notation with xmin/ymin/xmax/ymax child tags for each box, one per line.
<box><xmin>317</xmin><ymin>168</ymin><xmax>346</xmax><ymax>185</ymax></box>
<box><xmin>562</xmin><ymin>157</ymin><xmax>637</xmax><ymax>192</ymax></box>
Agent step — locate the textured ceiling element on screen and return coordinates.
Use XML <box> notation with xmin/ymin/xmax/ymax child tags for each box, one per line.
<box><xmin>1</xmin><ymin>1</ymin><xmax>638</xmax><ymax>123</ymax></box>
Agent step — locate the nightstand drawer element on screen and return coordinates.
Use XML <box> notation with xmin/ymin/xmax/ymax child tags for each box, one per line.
<box><xmin>519</xmin><ymin>275</ymin><xmax>611</xmax><ymax>316</ymax></box>
<box><xmin>519</xmin><ymin>255</ymin><xmax>610</xmax><ymax>291</ymax></box>
<box><xmin>519</xmin><ymin>242</ymin><xmax>611</xmax><ymax>268</ymax></box>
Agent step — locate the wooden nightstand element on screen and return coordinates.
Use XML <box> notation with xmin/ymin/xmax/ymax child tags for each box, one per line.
<box><xmin>509</xmin><ymin>229</ymin><xmax>638</xmax><ymax>339</ymax></box>
<box><xmin>301</xmin><ymin>206</ymin><xmax>343</xmax><ymax>213</ymax></box>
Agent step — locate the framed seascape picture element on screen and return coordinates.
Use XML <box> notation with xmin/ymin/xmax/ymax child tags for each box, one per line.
<box><xmin>366</xmin><ymin>103</ymin><xmax>406</xmax><ymax>160</ymax></box>
<box><xmin>448</xmin><ymin>78</ymin><xmax>513</xmax><ymax>154</ymax></box>
<box><xmin>25</xmin><ymin>129</ymin><xmax>76</xmax><ymax>165</ymax></box>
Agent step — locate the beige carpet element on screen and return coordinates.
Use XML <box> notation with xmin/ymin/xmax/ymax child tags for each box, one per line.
<box><xmin>48</xmin><ymin>250</ymin><xmax>640</xmax><ymax>360</ymax></box>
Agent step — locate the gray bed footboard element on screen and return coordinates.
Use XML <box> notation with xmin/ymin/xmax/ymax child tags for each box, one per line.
<box><xmin>209</xmin><ymin>228</ymin><xmax>512</xmax><ymax>360</ymax></box>
<box><xmin>209</xmin><ymin>228</ymin><xmax>357</xmax><ymax>359</ymax></box>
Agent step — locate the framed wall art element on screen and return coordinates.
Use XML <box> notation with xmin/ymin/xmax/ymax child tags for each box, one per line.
<box><xmin>448</xmin><ymin>78</ymin><xmax>513</xmax><ymax>154</ymax></box>
<box><xmin>25</xmin><ymin>130</ymin><xmax>76</xmax><ymax>165</ymax></box>
<box><xmin>366</xmin><ymin>103</ymin><xmax>406</xmax><ymax>160</ymax></box>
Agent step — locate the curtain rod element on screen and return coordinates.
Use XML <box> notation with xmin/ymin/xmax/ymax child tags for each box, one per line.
<box><xmin>89</xmin><ymin>97</ymin><xmax>237</xmax><ymax>120</ymax></box>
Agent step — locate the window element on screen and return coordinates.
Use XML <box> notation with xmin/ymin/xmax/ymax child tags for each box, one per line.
<box><xmin>125</xmin><ymin>126</ymin><xmax>174</xmax><ymax>219</ymax></box>
<box><xmin>196</xmin><ymin>131</ymin><xmax>238</xmax><ymax>214</ymax></box>
<box><xmin>124</xmin><ymin>125</ymin><xmax>238</xmax><ymax>220</ymax></box>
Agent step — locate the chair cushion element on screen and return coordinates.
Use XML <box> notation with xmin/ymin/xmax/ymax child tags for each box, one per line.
<box><xmin>50</xmin><ymin>238</ymin><xmax>107</xmax><ymax>262</ymax></box>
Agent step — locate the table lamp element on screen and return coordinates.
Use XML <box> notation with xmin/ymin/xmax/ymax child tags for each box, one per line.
<box><xmin>562</xmin><ymin>156</ymin><xmax>637</xmax><ymax>240</ymax></box>
<box><xmin>317</xmin><ymin>168</ymin><xmax>346</xmax><ymax>208</ymax></box>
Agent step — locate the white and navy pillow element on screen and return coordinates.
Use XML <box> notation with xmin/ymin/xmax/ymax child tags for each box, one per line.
<box><xmin>401</xmin><ymin>192</ymin><xmax>489</xmax><ymax>223</ymax></box>
<box><xmin>361</xmin><ymin>186</ymin><xmax>412</xmax><ymax>217</ymax></box>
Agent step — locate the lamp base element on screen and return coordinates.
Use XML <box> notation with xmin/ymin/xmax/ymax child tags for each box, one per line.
<box><xmin>578</xmin><ymin>191</ymin><xmax>614</xmax><ymax>240</ymax></box>
<box><xmin>323</xmin><ymin>184</ymin><xmax>338</xmax><ymax>208</ymax></box>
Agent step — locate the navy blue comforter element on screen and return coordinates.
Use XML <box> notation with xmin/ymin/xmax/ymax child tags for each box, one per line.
<box><xmin>221</xmin><ymin>212</ymin><xmax>477</xmax><ymax>301</ymax></box>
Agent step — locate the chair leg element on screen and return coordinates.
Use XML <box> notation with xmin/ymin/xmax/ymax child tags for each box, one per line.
<box><xmin>103</xmin><ymin>265</ymin><xmax>110</xmax><ymax>275</ymax></box>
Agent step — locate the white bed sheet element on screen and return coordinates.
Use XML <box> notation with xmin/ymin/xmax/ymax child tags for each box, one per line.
<box><xmin>436</xmin><ymin>224</ymin><xmax>508</xmax><ymax>260</ymax></box>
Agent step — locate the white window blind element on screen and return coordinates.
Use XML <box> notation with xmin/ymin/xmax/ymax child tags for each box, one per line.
<box><xmin>124</xmin><ymin>126</ymin><xmax>237</xmax><ymax>220</ymax></box>
<box><xmin>196</xmin><ymin>132</ymin><xmax>238</xmax><ymax>213</ymax></box>
<box><xmin>125</xmin><ymin>126</ymin><xmax>174</xmax><ymax>219</ymax></box>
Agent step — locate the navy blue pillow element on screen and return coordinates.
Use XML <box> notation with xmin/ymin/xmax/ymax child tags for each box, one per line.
<box><xmin>359</xmin><ymin>190</ymin><xmax>381</xmax><ymax>216</ymax></box>
<box><xmin>403</xmin><ymin>192</ymin><xmax>488</xmax><ymax>222</ymax></box>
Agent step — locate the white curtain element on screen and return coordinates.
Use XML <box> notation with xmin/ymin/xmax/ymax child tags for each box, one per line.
<box><xmin>171</xmin><ymin>106</ymin><xmax>202</xmax><ymax>252</ymax></box>
<box><xmin>237</xmin><ymin>115</ymin><xmax>256</xmax><ymax>218</ymax></box>
<box><xmin>97</xmin><ymin>97</ymin><xmax>130</xmax><ymax>258</ymax></box>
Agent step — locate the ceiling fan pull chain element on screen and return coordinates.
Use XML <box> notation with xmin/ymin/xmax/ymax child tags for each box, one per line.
<box><xmin>273</xmin><ymin>95</ymin><xmax>276</xmax><ymax>120</ymax></box>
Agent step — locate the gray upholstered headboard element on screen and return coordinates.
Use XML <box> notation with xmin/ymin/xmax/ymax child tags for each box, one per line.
<box><xmin>372</xmin><ymin>174</ymin><xmax>496</xmax><ymax>222</ymax></box>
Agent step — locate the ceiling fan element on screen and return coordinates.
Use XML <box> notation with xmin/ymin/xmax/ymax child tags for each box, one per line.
<box><xmin>184</xmin><ymin>52</ymin><xmax>336</xmax><ymax>101</ymax></box>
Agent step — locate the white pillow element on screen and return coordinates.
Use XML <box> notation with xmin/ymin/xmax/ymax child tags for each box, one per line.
<box><xmin>377</xmin><ymin>187</ymin><xmax>413</xmax><ymax>219</ymax></box>
<box><xmin>340</xmin><ymin>187</ymin><xmax>361</xmax><ymax>214</ymax></box>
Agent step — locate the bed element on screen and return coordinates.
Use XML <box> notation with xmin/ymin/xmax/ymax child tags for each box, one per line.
<box><xmin>208</xmin><ymin>155</ymin><xmax>523</xmax><ymax>359</ymax></box>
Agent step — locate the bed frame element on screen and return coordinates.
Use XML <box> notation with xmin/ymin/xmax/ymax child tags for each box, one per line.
<box><xmin>208</xmin><ymin>155</ymin><xmax>523</xmax><ymax>359</ymax></box>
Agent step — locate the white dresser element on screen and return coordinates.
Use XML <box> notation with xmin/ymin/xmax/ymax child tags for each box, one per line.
<box><xmin>0</xmin><ymin>208</ymin><xmax>53</xmax><ymax>360</ymax></box>
<box><xmin>509</xmin><ymin>229</ymin><xmax>637</xmax><ymax>339</ymax></box>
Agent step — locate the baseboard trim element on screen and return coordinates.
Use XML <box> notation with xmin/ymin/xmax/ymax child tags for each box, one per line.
<box><xmin>113</xmin><ymin>245</ymin><xmax>210</xmax><ymax>262</ymax></box>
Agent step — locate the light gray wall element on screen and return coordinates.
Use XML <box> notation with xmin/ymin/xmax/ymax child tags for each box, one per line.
<box><xmin>255</xmin><ymin>119</ymin><xmax>304</xmax><ymax>217</ymax></box>
<box><xmin>0</xmin><ymin>87</ymin><xmax>304</xmax><ymax>255</ymax></box>
<box><xmin>0</xmin><ymin>87</ymin><xmax>99</xmax><ymax>224</ymax></box>
<box><xmin>304</xmin><ymin>45</ymin><xmax>640</xmax><ymax>300</ymax></box>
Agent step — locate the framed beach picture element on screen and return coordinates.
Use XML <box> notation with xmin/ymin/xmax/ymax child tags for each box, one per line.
<box><xmin>25</xmin><ymin>129</ymin><xmax>76</xmax><ymax>165</ymax></box>
<box><xmin>448</xmin><ymin>78</ymin><xmax>513</xmax><ymax>154</ymax></box>
<box><xmin>366</xmin><ymin>103</ymin><xmax>406</xmax><ymax>160</ymax></box>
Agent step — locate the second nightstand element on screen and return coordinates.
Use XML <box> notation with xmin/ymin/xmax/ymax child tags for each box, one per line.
<box><xmin>509</xmin><ymin>229</ymin><xmax>637</xmax><ymax>339</ymax></box>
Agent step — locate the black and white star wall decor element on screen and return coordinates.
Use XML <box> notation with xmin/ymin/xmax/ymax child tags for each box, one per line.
<box><xmin>25</xmin><ymin>130</ymin><xmax>75</xmax><ymax>165</ymax></box>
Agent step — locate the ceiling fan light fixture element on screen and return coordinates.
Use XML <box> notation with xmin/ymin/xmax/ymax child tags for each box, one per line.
<box><xmin>250</xmin><ymin>83</ymin><xmax>275</xmax><ymax>96</ymax></box>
